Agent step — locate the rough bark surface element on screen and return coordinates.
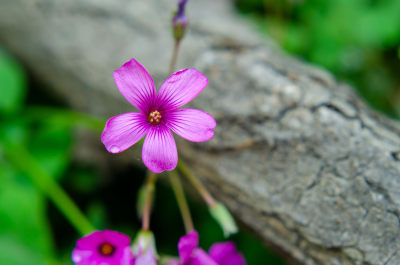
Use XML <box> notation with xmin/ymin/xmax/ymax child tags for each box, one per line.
<box><xmin>1</xmin><ymin>0</ymin><xmax>400</xmax><ymax>264</ymax></box>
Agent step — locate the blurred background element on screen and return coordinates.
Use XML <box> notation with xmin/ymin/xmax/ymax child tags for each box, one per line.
<box><xmin>0</xmin><ymin>0</ymin><xmax>399</xmax><ymax>264</ymax></box>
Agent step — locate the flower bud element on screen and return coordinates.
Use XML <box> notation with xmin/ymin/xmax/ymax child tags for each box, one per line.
<box><xmin>209</xmin><ymin>202</ymin><xmax>238</xmax><ymax>237</ymax></box>
<box><xmin>172</xmin><ymin>0</ymin><xmax>189</xmax><ymax>41</ymax></box>
<box><xmin>132</xmin><ymin>230</ymin><xmax>158</xmax><ymax>265</ymax></box>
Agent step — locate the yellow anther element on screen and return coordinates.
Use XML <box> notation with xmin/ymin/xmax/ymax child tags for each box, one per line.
<box><xmin>148</xmin><ymin>110</ymin><xmax>162</xmax><ymax>125</ymax></box>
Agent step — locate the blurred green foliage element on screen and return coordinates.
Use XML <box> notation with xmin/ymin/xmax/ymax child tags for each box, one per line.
<box><xmin>0</xmin><ymin>49</ymin><xmax>56</xmax><ymax>265</ymax></box>
<box><xmin>0</xmin><ymin>48</ymin><xmax>286</xmax><ymax>264</ymax></box>
<box><xmin>236</xmin><ymin>0</ymin><xmax>400</xmax><ymax>117</ymax></box>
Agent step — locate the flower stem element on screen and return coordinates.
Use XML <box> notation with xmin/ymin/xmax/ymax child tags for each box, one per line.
<box><xmin>142</xmin><ymin>172</ymin><xmax>158</xmax><ymax>231</ymax></box>
<box><xmin>168</xmin><ymin>39</ymin><xmax>181</xmax><ymax>74</ymax></box>
<box><xmin>169</xmin><ymin>171</ymin><xmax>194</xmax><ymax>233</ymax></box>
<box><xmin>3</xmin><ymin>142</ymin><xmax>95</xmax><ymax>236</ymax></box>
<box><xmin>177</xmin><ymin>161</ymin><xmax>216</xmax><ymax>207</ymax></box>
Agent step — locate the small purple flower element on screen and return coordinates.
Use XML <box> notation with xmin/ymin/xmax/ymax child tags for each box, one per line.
<box><xmin>169</xmin><ymin>230</ymin><xmax>246</xmax><ymax>265</ymax></box>
<box><xmin>172</xmin><ymin>0</ymin><xmax>189</xmax><ymax>40</ymax></box>
<box><xmin>170</xmin><ymin>230</ymin><xmax>217</xmax><ymax>265</ymax></box>
<box><xmin>132</xmin><ymin>230</ymin><xmax>157</xmax><ymax>265</ymax></box>
<box><xmin>134</xmin><ymin>247</ymin><xmax>157</xmax><ymax>265</ymax></box>
<box><xmin>72</xmin><ymin>230</ymin><xmax>134</xmax><ymax>265</ymax></box>
<box><xmin>209</xmin><ymin>242</ymin><xmax>246</xmax><ymax>265</ymax></box>
<box><xmin>102</xmin><ymin>58</ymin><xmax>216</xmax><ymax>173</ymax></box>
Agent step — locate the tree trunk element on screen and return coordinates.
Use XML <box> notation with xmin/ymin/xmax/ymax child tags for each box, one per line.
<box><xmin>1</xmin><ymin>0</ymin><xmax>400</xmax><ymax>264</ymax></box>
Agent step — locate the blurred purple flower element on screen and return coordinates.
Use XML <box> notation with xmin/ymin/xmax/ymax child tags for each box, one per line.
<box><xmin>72</xmin><ymin>230</ymin><xmax>134</xmax><ymax>265</ymax></box>
<box><xmin>169</xmin><ymin>230</ymin><xmax>217</xmax><ymax>265</ymax></box>
<box><xmin>168</xmin><ymin>230</ymin><xmax>246</xmax><ymax>265</ymax></box>
<box><xmin>132</xmin><ymin>230</ymin><xmax>158</xmax><ymax>265</ymax></box>
<box><xmin>172</xmin><ymin>0</ymin><xmax>189</xmax><ymax>40</ymax></box>
<box><xmin>134</xmin><ymin>247</ymin><xmax>157</xmax><ymax>265</ymax></box>
<box><xmin>209</xmin><ymin>242</ymin><xmax>246</xmax><ymax>265</ymax></box>
<box><xmin>102</xmin><ymin>58</ymin><xmax>216</xmax><ymax>173</ymax></box>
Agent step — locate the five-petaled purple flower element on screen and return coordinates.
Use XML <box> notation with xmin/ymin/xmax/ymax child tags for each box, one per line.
<box><xmin>102</xmin><ymin>58</ymin><xmax>216</xmax><ymax>173</ymax></box>
<box><xmin>72</xmin><ymin>230</ymin><xmax>134</xmax><ymax>265</ymax></box>
<box><xmin>168</xmin><ymin>230</ymin><xmax>246</xmax><ymax>265</ymax></box>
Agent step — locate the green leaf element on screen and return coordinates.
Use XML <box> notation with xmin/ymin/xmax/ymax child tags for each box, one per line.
<box><xmin>0</xmin><ymin>236</ymin><xmax>46</xmax><ymax>265</ymax></box>
<box><xmin>29</xmin><ymin>125</ymin><xmax>72</xmax><ymax>180</ymax></box>
<box><xmin>0</xmin><ymin>49</ymin><xmax>26</xmax><ymax>115</ymax></box>
<box><xmin>0</xmin><ymin>161</ymin><xmax>53</xmax><ymax>265</ymax></box>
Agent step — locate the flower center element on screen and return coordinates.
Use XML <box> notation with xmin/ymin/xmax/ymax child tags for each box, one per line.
<box><xmin>98</xmin><ymin>242</ymin><xmax>115</xmax><ymax>256</ymax></box>
<box><xmin>148</xmin><ymin>110</ymin><xmax>162</xmax><ymax>125</ymax></box>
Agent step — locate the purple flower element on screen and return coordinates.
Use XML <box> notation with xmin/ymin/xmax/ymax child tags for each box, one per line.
<box><xmin>172</xmin><ymin>0</ymin><xmax>189</xmax><ymax>40</ymax></box>
<box><xmin>209</xmin><ymin>242</ymin><xmax>246</xmax><ymax>265</ymax></box>
<box><xmin>102</xmin><ymin>59</ymin><xmax>216</xmax><ymax>173</ymax></box>
<box><xmin>174</xmin><ymin>0</ymin><xmax>189</xmax><ymax>26</ymax></box>
<box><xmin>169</xmin><ymin>230</ymin><xmax>246</xmax><ymax>265</ymax></box>
<box><xmin>132</xmin><ymin>230</ymin><xmax>157</xmax><ymax>265</ymax></box>
<box><xmin>72</xmin><ymin>230</ymin><xmax>134</xmax><ymax>265</ymax></box>
<box><xmin>170</xmin><ymin>230</ymin><xmax>217</xmax><ymax>265</ymax></box>
<box><xmin>134</xmin><ymin>247</ymin><xmax>157</xmax><ymax>265</ymax></box>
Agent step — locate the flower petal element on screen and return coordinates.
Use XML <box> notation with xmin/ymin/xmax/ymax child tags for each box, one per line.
<box><xmin>76</xmin><ymin>231</ymin><xmax>104</xmax><ymax>249</ymax></box>
<box><xmin>209</xmin><ymin>242</ymin><xmax>246</xmax><ymax>265</ymax></box>
<box><xmin>101</xmin><ymin>112</ymin><xmax>149</xmax><ymax>153</ymax></box>
<box><xmin>121</xmin><ymin>247</ymin><xmax>135</xmax><ymax>265</ymax></box>
<box><xmin>157</xmin><ymin>69</ymin><xmax>208</xmax><ymax>111</ymax></box>
<box><xmin>113</xmin><ymin>58</ymin><xmax>156</xmax><ymax>113</ymax></box>
<box><xmin>135</xmin><ymin>248</ymin><xmax>157</xmax><ymax>265</ymax></box>
<box><xmin>165</xmin><ymin>108</ymin><xmax>216</xmax><ymax>142</ymax></box>
<box><xmin>178</xmin><ymin>230</ymin><xmax>199</xmax><ymax>263</ymax></box>
<box><xmin>142</xmin><ymin>125</ymin><xmax>178</xmax><ymax>173</ymax></box>
<box><xmin>190</xmin><ymin>249</ymin><xmax>219</xmax><ymax>265</ymax></box>
<box><xmin>103</xmin><ymin>230</ymin><xmax>131</xmax><ymax>247</ymax></box>
<box><xmin>72</xmin><ymin>249</ymin><xmax>93</xmax><ymax>264</ymax></box>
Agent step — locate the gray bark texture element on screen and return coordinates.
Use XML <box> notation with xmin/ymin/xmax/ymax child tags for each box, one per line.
<box><xmin>1</xmin><ymin>0</ymin><xmax>400</xmax><ymax>264</ymax></box>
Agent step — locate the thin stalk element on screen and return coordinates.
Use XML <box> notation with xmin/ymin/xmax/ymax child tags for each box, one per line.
<box><xmin>4</xmin><ymin>142</ymin><xmax>95</xmax><ymax>236</ymax></box>
<box><xmin>168</xmin><ymin>39</ymin><xmax>181</xmax><ymax>74</ymax></box>
<box><xmin>177</xmin><ymin>161</ymin><xmax>216</xmax><ymax>207</ymax></box>
<box><xmin>142</xmin><ymin>172</ymin><xmax>158</xmax><ymax>231</ymax></box>
<box><xmin>169</xmin><ymin>171</ymin><xmax>194</xmax><ymax>233</ymax></box>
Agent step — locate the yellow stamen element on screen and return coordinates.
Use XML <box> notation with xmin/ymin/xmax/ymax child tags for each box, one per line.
<box><xmin>148</xmin><ymin>110</ymin><xmax>162</xmax><ymax>125</ymax></box>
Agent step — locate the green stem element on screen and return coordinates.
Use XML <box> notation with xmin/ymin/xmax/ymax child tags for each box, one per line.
<box><xmin>169</xmin><ymin>171</ymin><xmax>194</xmax><ymax>233</ymax></box>
<box><xmin>177</xmin><ymin>161</ymin><xmax>216</xmax><ymax>207</ymax></box>
<box><xmin>168</xmin><ymin>39</ymin><xmax>181</xmax><ymax>74</ymax></box>
<box><xmin>142</xmin><ymin>172</ymin><xmax>158</xmax><ymax>231</ymax></box>
<box><xmin>3</xmin><ymin>142</ymin><xmax>95</xmax><ymax>236</ymax></box>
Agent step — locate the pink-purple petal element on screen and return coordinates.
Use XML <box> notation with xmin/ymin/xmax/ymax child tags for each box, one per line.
<box><xmin>165</xmin><ymin>108</ymin><xmax>216</xmax><ymax>142</ymax></box>
<box><xmin>157</xmin><ymin>69</ymin><xmax>208</xmax><ymax>111</ymax></box>
<box><xmin>72</xmin><ymin>249</ymin><xmax>92</xmax><ymax>264</ymax></box>
<box><xmin>190</xmin><ymin>249</ymin><xmax>219</xmax><ymax>265</ymax></box>
<box><xmin>142</xmin><ymin>125</ymin><xmax>178</xmax><ymax>173</ymax></box>
<box><xmin>178</xmin><ymin>230</ymin><xmax>199</xmax><ymax>263</ymax></box>
<box><xmin>76</xmin><ymin>231</ymin><xmax>104</xmax><ymax>249</ymax></box>
<box><xmin>103</xmin><ymin>230</ymin><xmax>131</xmax><ymax>247</ymax></box>
<box><xmin>113</xmin><ymin>58</ymin><xmax>156</xmax><ymax>113</ymax></box>
<box><xmin>209</xmin><ymin>242</ymin><xmax>246</xmax><ymax>265</ymax></box>
<box><xmin>102</xmin><ymin>112</ymin><xmax>149</xmax><ymax>154</ymax></box>
<box><xmin>134</xmin><ymin>247</ymin><xmax>157</xmax><ymax>265</ymax></box>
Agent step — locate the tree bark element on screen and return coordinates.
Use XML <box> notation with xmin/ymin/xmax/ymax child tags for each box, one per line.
<box><xmin>1</xmin><ymin>0</ymin><xmax>400</xmax><ymax>264</ymax></box>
